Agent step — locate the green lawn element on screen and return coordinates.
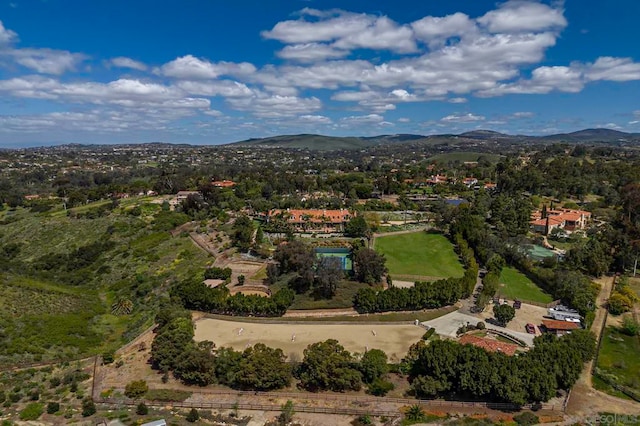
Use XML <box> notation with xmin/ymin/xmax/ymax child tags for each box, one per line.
<box><xmin>498</xmin><ymin>267</ymin><xmax>553</xmax><ymax>304</ymax></box>
<box><xmin>374</xmin><ymin>232</ymin><xmax>464</xmax><ymax>279</ymax></box>
<box><xmin>596</xmin><ymin>326</ymin><xmax>640</xmax><ymax>397</ymax></box>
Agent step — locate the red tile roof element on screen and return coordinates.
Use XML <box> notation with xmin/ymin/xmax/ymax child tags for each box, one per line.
<box><xmin>458</xmin><ymin>334</ymin><xmax>519</xmax><ymax>356</ymax></box>
<box><xmin>541</xmin><ymin>320</ymin><xmax>580</xmax><ymax>331</ymax></box>
<box><xmin>212</xmin><ymin>180</ymin><xmax>236</xmax><ymax>188</ymax></box>
<box><xmin>269</xmin><ymin>209</ymin><xmax>352</xmax><ymax>224</ymax></box>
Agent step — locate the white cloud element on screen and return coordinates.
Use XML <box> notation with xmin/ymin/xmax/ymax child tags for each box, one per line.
<box><xmin>8</xmin><ymin>48</ymin><xmax>86</xmax><ymax>75</ymax></box>
<box><xmin>448</xmin><ymin>97</ymin><xmax>468</xmax><ymax>103</ymax></box>
<box><xmin>298</xmin><ymin>114</ymin><xmax>332</xmax><ymax>124</ymax></box>
<box><xmin>0</xmin><ymin>20</ymin><xmax>17</xmax><ymax>45</ymax></box>
<box><xmin>227</xmin><ymin>94</ymin><xmax>322</xmax><ymax>118</ymax></box>
<box><xmin>203</xmin><ymin>109</ymin><xmax>223</xmax><ymax>117</ymax></box>
<box><xmin>477</xmin><ymin>1</ymin><xmax>567</xmax><ymax>33</ymax></box>
<box><xmin>586</xmin><ymin>57</ymin><xmax>640</xmax><ymax>82</ymax></box>
<box><xmin>440</xmin><ymin>113</ymin><xmax>485</xmax><ymax>123</ymax></box>
<box><xmin>341</xmin><ymin>113</ymin><xmax>386</xmax><ymax>124</ymax></box>
<box><xmin>176</xmin><ymin>80</ymin><xmax>254</xmax><ymax>98</ymax></box>
<box><xmin>412</xmin><ymin>12</ymin><xmax>476</xmax><ymax>45</ymax></box>
<box><xmin>159</xmin><ymin>55</ymin><xmax>256</xmax><ymax>79</ymax></box>
<box><xmin>398</xmin><ymin>117</ymin><xmax>410</xmax><ymax>123</ymax></box>
<box><xmin>262</xmin><ymin>9</ymin><xmax>375</xmax><ymax>44</ymax></box>
<box><xmin>512</xmin><ymin>111</ymin><xmax>534</xmax><ymax>118</ymax></box>
<box><xmin>110</xmin><ymin>56</ymin><xmax>147</xmax><ymax>71</ymax></box>
<box><xmin>263</xmin><ymin>9</ymin><xmax>416</xmax><ymax>54</ymax></box>
<box><xmin>477</xmin><ymin>65</ymin><xmax>583</xmax><ymax>96</ymax></box>
<box><xmin>277</xmin><ymin>43</ymin><xmax>349</xmax><ymax>62</ymax></box>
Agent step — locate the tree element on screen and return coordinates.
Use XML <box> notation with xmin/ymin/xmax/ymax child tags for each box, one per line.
<box><xmin>314</xmin><ymin>256</ymin><xmax>343</xmax><ymax>298</ymax></box>
<box><xmin>353</xmin><ymin>248</ymin><xmax>387</xmax><ymax>284</ymax></box>
<box><xmin>174</xmin><ymin>344</ymin><xmax>217</xmax><ymax>386</ymax></box>
<box><xmin>493</xmin><ymin>304</ymin><xmax>516</xmax><ymax>326</ymax></box>
<box><xmin>151</xmin><ymin>317</ymin><xmax>195</xmax><ymax>371</ymax></box>
<box><xmin>278</xmin><ymin>400</ymin><xmax>295</xmax><ymax>425</ymax></box>
<box><xmin>237</xmin><ymin>274</ymin><xmax>246</xmax><ymax>286</ymax></box>
<box><xmin>359</xmin><ymin>349</ymin><xmax>388</xmax><ymax>384</ymax></box>
<box><xmin>232</xmin><ymin>214</ymin><xmax>254</xmax><ymax>252</ymax></box>
<box><xmin>345</xmin><ymin>215</ymin><xmax>370</xmax><ymax>238</ymax></box>
<box><xmin>186</xmin><ymin>408</ymin><xmax>199</xmax><ymax>422</ymax></box>
<box><xmin>233</xmin><ymin>344</ymin><xmax>292</xmax><ymax>391</ymax></box>
<box><xmin>298</xmin><ymin>339</ymin><xmax>362</xmax><ymax>392</ymax></box>
<box><xmin>124</xmin><ymin>380</ymin><xmax>148</xmax><ymax>399</ymax></box>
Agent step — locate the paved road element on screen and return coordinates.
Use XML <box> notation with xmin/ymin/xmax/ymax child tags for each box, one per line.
<box><xmin>421</xmin><ymin>311</ymin><xmax>535</xmax><ymax>346</ymax></box>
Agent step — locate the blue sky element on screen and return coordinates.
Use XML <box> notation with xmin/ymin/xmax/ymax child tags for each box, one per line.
<box><xmin>0</xmin><ymin>0</ymin><xmax>639</xmax><ymax>146</ymax></box>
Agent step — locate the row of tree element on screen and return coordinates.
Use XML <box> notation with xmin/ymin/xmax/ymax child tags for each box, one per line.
<box><xmin>172</xmin><ymin>279</ymin><xmax>295</xmax><ymax>317</ymax></box>
<box><xmin>353</xmin><ymin>263</ymin><xmax>478</xmax><ymax>313</ymax></box>
<box><xmin>152</xmin><ymin>305</ymin><xmax>394</xmax><ymax>394</ymax></box>
<box><xmin>408</xmin><ymin>330</ymin><xmax>596</xmax><ymax>405</ymax></box>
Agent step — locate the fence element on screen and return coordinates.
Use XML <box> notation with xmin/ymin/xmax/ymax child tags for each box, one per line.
<box><xmin>93</xmin><ymin>387</ymin><xmax>564</xmax><ymax>413</ymax></box>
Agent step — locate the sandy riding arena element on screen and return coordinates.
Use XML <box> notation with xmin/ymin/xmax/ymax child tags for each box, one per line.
<box><xmin>193</xmin><ymin>318</ymin><xmax>426</xmax><ymax>362</ymax></box>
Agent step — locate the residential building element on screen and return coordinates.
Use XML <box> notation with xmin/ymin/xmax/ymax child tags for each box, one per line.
<box><xmin>212</xmin><ymin>179</ymin><xmax>236</xmax><ymax>188</ymax></box>
<box><xmin>530</xmin><ymin>207</ymin><xmax>592</xmax><ymax>235</ymax></box>
<box><xmin>541</xmin><ymin>319</ymin><xmax>580</xmax><ymax>336</ymax></box>
<box><xmin>266</xmin><ymin>208</ymin><xmax>353</xmax><ymax>233</ymax></box>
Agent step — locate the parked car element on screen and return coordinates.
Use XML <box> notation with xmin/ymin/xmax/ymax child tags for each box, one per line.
<box><xmin>525</xmin><ymin>323</ymin><xmax>536</xmax><ymax>334</ymax></box>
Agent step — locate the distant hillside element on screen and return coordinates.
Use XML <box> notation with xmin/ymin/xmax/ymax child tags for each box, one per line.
<box><xmin>230</xmin><ymin>133</ymin><xmax>433</xmax><ymax>151</ymax></box>
<box><xmin>541</xmin><ymin>128</ymin><xmax>640</xmax><ymax>143</ymax></box>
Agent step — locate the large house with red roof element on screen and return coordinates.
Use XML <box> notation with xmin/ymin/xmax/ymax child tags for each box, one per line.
<box><xmin>530</xmin><ymin>208</ymin><xmax>592</xmax><ymax>235</ymax></box>
<box><xmin>265</xmin><ymin>209</ymin><xmax>353</xmax><ymax>233</ymax></box>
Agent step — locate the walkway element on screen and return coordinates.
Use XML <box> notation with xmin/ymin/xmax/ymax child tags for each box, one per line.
<box><xmin>565</xmin><ymin>276</ymin><xmax>640</xmax><ymax>416</ymax></box>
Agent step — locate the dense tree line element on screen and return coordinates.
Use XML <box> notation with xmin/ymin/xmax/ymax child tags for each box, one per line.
<box><xmin>408</xmin><ymin>330</ymin><xmax>596</xmax><ymax>405</ymax></box>
<box><xmin>172</xmin><ymin>279</ymin><xmax>295</xmax><ymax>317</ymax></box>
<box><xmin>353</xmin><ymin>262</ymin><xmax>477</xmax><ymax>313</ymax></box>
<box><xmin>151</xmin><ymin>304</ymin><xmax>291</xmax><ymax>390</ymax></box>
<box><xmin>151</xmin><ymin>304</ymin><xmax>393</xmax><ymax>394</ymax></box>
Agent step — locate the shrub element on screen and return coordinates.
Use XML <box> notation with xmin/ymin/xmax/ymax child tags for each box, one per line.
<box><xmin>124</xmin><ymin>380</ymin><xmax>148</xmax><ymax>399</ymax></box>
<box><xmin>47</xmin><ymin>402</ymin><xmax>60</xmax><ymax>414</ymax></box>
<box><xmin>514</xmin><ymin>411</ymin><xmax>539</xmax><ymax>426</ymax></box>
<box><xmin>621</xmin><ymin>316</ymin><xmax>640</xmax><ymax>336</ymax></box>
<box><xmin>102</xmin><ymin>351</ymin><xmax>115</xmax><ymax>364</ymax></box>
<box><xmin>476</xmin><ymin>321</ymin><xmax>486</xmax><ymax>330</ymax></box>
<box><xmin>422</xmin><ymin>328</ymin><xmax>436</xmax><ymax>340</ymax></box>
<box><xmin>81</xmin><ymin>398</ymin><xmax>96</xmax><ymax>417</ymax></box>
<box><xmin>186</xmin><ymin>408</ymin><xmax>199</xmax><ymax>422</ymax></box>
<box><xmin>29</xmin><ymin>390</ymin><xmax>39</xmax><ymax>401</ymax></box>
<box><xmin>136</xmin><ymin>402</ymin><xmax>149</xmax><ymax>415</ymax></box>
<box><xmin>49</xmin><ymin>377</ymin><xmax>61</xmax><ymax>388</ymax></box>
<box><xmin>366</xmin><ymin>378</ymin><xmax>394</xmax><ymax>396</ymax></box>
<box><xmin>19</xmin><ymin>403</ymin><xmax>44</xmax><ymax>420</ymax></box>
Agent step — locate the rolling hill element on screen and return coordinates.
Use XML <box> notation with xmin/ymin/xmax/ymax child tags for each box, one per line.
<box><xmin>226</xmin><ymin>128</ymin><xmax>640</xmax><ymax>151</ymax></box>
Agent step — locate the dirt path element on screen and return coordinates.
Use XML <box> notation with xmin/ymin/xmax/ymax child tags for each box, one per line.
<box><xmin>372</xmin><ymin>227</ymin><xmax>428</xmax><ymax>239</ymax></box>
<box><xmin>565</xmin><ymin>275</ymin><xmax>640</xmax><ymax>416</ymax></box>
<box><xmin>283</xmin><ymin>308</ymin><xmax>359</xmax><ymax>318</ymax></box>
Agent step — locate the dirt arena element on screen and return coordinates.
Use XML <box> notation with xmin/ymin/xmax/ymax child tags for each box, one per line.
<box><xmin>193</xmin><ymin>318</ymin><xmax>426</xmax><ymax>362</ymax></box>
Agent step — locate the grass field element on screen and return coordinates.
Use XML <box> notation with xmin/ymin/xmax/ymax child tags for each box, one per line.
<box><xmin>498</xmin><ymin>267</ymin><xmax>554</xmax><ymax>304</ymax></box>
<box><xmin>374</xmin><ymin>231</ymin><xmax>464</xmax><ymax>279</ymax></box>
<box><xmin>596</xmin><ymin>326</ymin><xmax>640</xmax><ymax>396</ymax></box>
<box><xmin>194</xmin><ymin>317</ymin><xmax>426</xmax><ymax>361</ymax></box>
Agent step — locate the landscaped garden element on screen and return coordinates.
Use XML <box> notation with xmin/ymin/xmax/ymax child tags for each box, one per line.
<box><xmin>498</xmin><ymin>266</ymin><xmax>554</xmax><ymax>304</ymax></box>
<box><xmin>374</xmin><ymin>231</ymin><xmax>464</xmax><ymax>280</ymax></box>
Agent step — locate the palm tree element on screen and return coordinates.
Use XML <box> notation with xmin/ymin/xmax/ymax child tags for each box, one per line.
<box><xmin>111</xmin><ymin>298</ymin><xmax>133</xmax><ymax>315</ymax></box>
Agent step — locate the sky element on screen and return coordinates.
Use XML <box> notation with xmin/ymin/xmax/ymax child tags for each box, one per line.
<box><xmin>0</xmin><ymin>0</ymin><xmax>639</xmax><ymax>147</ymax></box>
